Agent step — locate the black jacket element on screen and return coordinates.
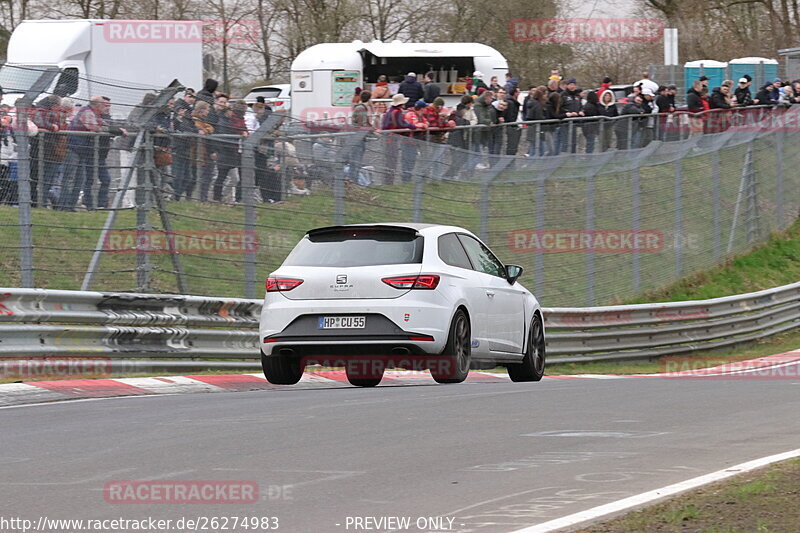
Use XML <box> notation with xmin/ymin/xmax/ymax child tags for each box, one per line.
<box><xmin>197</xmin><ymin>78</ymin><xmax>218</xmax><ymax>105</ymax></box>
<box><xmin>598</xmin><ymin>103</ymin><xmax>619</xmax><ymax>118</ymax></box>
<box><xmin>561</xmin><ymin>89</ymin><xmax>583</xmax><ymax>114</ymax></box>
<box><xmin>655</xmin><ymin>94</ymin><xmax>673</xmax><ymax>113</ymax></box>
<box><xmin>398</xmin><ymin>76</ymin><xmax>424</xmax><ymax>103</ymax></box>
<box><xmin>447</xmin><ymin>114</ymin><xmax>469</xmax><ymax>148</ymax></box>
<box><xmin>422</xmin><ymin>82</ymin><xmax>441</xmax><ymax>103</ymax></box>
<box><xmin>581</xmin><ymin>101</ymin><xmax>601</xmax><ymax>135</ymax></box>
<box><xmin>503</xmin><ymin>97</ymin><xmax>520</xmax><ymax>123</ymax></box>
<box><xmin>524</xmin><ymin>98</ymin><xmax>544</xmax><ymax>121</ymax></box>
<box><xmin>686</xmin><ymin>89</ymin><xmax>704</xmax><ymax>112</ymax></box>
<box><xmin>709</xmin><ymin>87</ymin><xmax>731</xmax><ymax>109</ymax></box>
<box><xmin>734</xmin><ymin>86</ymin><xmax>753</xmax><ymax>106</ymax></box>
<box><xmin>755</xmin><ymin>86</ymin><xmax>773</xmax><ymax>106</ymax></box>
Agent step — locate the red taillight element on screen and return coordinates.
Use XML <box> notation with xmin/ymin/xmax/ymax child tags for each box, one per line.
<box><xmin>266</xmin><ymin>277</ymin><xmax>304</xmax><ymax>292</ymax></box>
<box><xmin>382</xmin><ymin>275</ymin><xmax>440</xmax><ymax>290</ymax></box>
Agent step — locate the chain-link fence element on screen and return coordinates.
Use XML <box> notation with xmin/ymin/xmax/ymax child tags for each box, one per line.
<box><xmin>1</xmin><ymin>67</ymin><xmax>798</xmax><ymax>306</ymax></box>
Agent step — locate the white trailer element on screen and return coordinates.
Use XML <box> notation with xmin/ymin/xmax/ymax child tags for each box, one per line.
<box><xmin>0</xmin><ymin>19</ymin><xmax>203</xmax><ymax>113</ymax></box>
<box><xmin>290</xmin><ymin>41</ymin><xmax>509</xmax><ymax>122</ymax></box>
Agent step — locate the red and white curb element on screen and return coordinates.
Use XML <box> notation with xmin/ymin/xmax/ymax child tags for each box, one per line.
<box><xmin>0</xmin><ymin>371</ymin><xmax>512</xmax><ymax>407</ymax></box>
<box><xmin>1</xmin><ymin>351</ymin><xmax>798</xmax><ymax>408</ymax></box>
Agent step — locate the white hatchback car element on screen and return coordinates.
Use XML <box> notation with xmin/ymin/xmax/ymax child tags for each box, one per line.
<box><xmin>243</xmin><ymin>84</ymin><xmax>291</xmax><ymax>113</ymax></box>
<box><xmin>260</xmin><ymin>223</ymin><xmax>545</xmax><ymax>386</ymax></box>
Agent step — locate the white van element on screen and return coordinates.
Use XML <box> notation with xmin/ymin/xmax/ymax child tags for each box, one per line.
<box><xmin>290</xmin><ymin>41</ymin><xmax>508</xmax><ymax>123</ymax></box>
<box><xmin>0</xmin><ymin>19</ymin><xmax>203</xmax><ymax>113</ymax></box>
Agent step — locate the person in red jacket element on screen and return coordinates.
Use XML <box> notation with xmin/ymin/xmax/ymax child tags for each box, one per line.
<box><xmin>422</xmin><ymin>97</ymin><xmax>455</xmax><ymax>144</ymax></box>
<box><xmin>380</xmin><ymin>94</ymin><xmax>415</xmax><ymax>185</ymax></box>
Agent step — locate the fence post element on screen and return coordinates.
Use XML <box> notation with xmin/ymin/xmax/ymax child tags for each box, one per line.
<box><xmin>775</xmin><ymin>129</ymin><xmax>784</xmax><ymax>229</ymax></box>
<box><xmin>333</xmin><ymin>165</ymin><xmax>345</xmax><ymax>225</ymax></box>
<box><xmin>631</xmin><ymin>166</ymin><xmax>641</xmax><ymax>292</ymax></box>
<box><xmin>16</xmin><ymin>106</ymin><xmax>35</xmax><ymax>288</ymax></box>
<box><xmin>586</xmin><ymin>173</ymin><xmax>596</xmax><ymax>306</ymax></box>
<box><xmin>745</xmin><ymin>144</ymin><xmax>760</xmax><ymax>244</ymax></box>
<box><xmin>241</xmin><ymin>141</ymin><xmax>257</xmax><ymax>298</ymax></box>
<box><xmin>36</xmin><ymin>135</ymin><xmax>45</xmax><ymax>208</ymax></box>
<box><xmin>674</xmin><ymin>159</ymin><xmax>683</xmax><ymax>277</ymax></box>
<box><xmin>93</xmin><ymin>135</ymin><xmax>100</xmax><ymax>206</ymax></box>
<box><xmin>15</xmin><ymin>68</ymin><xmax>59</xmax><ymax>288</ymax></box>
<box><xmin>239</xmin><ymin>114</ymin><xmax>284</xmax><ymax>298</ymax></box>
<box><xmin>712</xmin><ymin>150</ymin><xmax>721</xmax><ymax>262</ymax></box>
<box><xmin>136</xmin><ymin>131</ymin><xmax>154</xmax><ymax>292</ymax></box>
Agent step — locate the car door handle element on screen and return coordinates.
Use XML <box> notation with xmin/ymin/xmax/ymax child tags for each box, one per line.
<box><xmin>486</xmin><ymin>291</ymin><xmax>495</xmax><ymax>298</ymax></box>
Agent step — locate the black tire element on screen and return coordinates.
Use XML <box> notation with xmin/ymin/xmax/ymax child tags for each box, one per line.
<box><xmin>507</xmin><ymin>313</ymin><xmax>546</xmax><ymax>382</ymax></box>
<box><xmin>432</xmin><ymin>309</ymin><xmax>471</xmax><ymax>384</ymax></box>
<box><xmin>261</xmin><ymin>352</ymin><xmax>304</xmax><ymax>385</ymax></box>
<box><xmin>346</xmin><ymin>361</ymin><xmax>384</xmax><ymax>387</ymax></box>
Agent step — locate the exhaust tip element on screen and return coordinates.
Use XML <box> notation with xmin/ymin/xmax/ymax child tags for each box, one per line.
<box><xmin>391</xmin><ymin>347</ymin><xmax>411</xmax><ymax>355</ymax></box>
<box><xmin>278</xmin><ymin>348</ymin><xmax>295</xmax><ymax>356</ymax></box>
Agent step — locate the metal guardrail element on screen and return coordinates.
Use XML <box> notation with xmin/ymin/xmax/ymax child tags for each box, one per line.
<box><xmin>1</xmin><ymin>283</ymin><xmax>798</xmax><ymax>365</ymax></box>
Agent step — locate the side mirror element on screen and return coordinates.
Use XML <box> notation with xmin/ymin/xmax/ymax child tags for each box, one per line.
<box><xmin>505</xmin><ymin>264</ymin><xmax>523</xmax><ymax>284</ymax></box>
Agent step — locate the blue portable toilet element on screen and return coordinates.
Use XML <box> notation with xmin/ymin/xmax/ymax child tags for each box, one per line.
<box><xmin>729</xmin><ymin>57</ymin><xmax>779</xmax><ymax>89</ymax></box>
<box><xmin>684</xmin><ymin>60</ymin><xmax>727</xmax><ymax>91</ymax></box>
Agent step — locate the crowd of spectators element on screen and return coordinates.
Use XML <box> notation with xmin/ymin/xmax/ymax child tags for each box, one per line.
<box><xmin>2</xmin><ymin>69</ymin><xmax>800</xmax><ymax>208</ymax></box>
<box><xmin>346</xmin><ymin>69</ymin><xmax>800</xmax><ymax>176</ymax></box>
<box><xmin>0</xmin><ymin>78</ymin><xmax>294</xmax><ymax>209</ymax></box>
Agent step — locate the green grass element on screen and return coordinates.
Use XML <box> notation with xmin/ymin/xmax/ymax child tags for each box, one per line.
<box><xmin>631</xmin><ymin>218</ymin><xmax>800</xmax><ymax>302</ymax></box>
<box><xmin>577</xmin><ymin>458</ymin><xmax>800</xmax><ymax>533</ymax></box>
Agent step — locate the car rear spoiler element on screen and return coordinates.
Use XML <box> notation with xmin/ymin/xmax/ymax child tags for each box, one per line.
<box><xmin>306</xmin><ymin>225</ymin><xmax>421</xmax><ymax>238</ymax></box>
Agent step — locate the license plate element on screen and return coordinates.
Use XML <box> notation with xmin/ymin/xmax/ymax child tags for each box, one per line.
<box><xmin>318</xmin><ymin>316</ymin><xmax>366</xmax><ymax>329</ymax></box>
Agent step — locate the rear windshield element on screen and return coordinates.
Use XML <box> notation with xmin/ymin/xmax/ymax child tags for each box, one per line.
<box><xmin>249</xmin><ymin>87</ymin><xmax>282</xmax><ymax>98</ymax></box>
<box><xmin>283</xmin><ymin>229</ymin><xmax>424</xmax><ymax>267</ymax></box>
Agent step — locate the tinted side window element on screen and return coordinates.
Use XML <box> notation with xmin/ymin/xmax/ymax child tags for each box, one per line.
<box><xmin>457</xmin><ymin>235</ymin><xmax>506</xmax><ymax>278</ymax></box>
<box><xmin>438</xmin><ymin>233</ymin><xmax>473</xmax><ymax>270</ymax></box>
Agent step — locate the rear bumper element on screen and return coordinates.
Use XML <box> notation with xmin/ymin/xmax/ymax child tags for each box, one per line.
<box><xmin>260</xmin><ymin>296</ymin><xmax>452</xmax><ymax>356</ymax></box>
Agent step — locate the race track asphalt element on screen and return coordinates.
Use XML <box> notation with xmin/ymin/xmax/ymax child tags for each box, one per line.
<box><xmin>2</xmin><ymin>365</ymin><xmax>799</xmax><ymax>532</ymax></box>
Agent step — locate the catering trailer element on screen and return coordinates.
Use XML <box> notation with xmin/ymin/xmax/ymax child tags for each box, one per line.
<box><xmin>290</xmin><ymin>41</ymin><xmax>509</xmax><ymax>122</ymax></box>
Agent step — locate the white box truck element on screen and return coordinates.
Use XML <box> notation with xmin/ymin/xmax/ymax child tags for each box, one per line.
<box><xmin>290</xmin><ymin>40</ymin><xmax>509</xmax><ymax>123</ymax></box>
<box><xmin>0</xmin><ymin>19</ymin><xmax>203</xmax><ymax>112</ymax></box>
